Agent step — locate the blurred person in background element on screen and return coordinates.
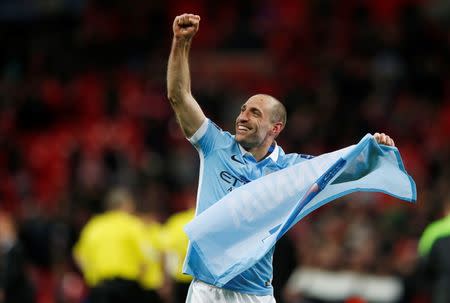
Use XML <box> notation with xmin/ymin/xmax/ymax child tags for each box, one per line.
<box><xmin>166</xmin><ymin>13</ymin><xmax>396</xmax><ymax>303</ymax></box>
<box><xmin>72</xmin><ymin>188</ymin><xmax>147</xmax><ymax>303</ymax></box>
<box><xmin>0</xmin><ymin>211</ymin><xmax>35</xmax><ymax>303</ymax></box>
<box><xmin>140</xmin><ymin>211</ymin><xmax>167</xmax><ymax>303</ymax></box>
<box><xmin>162</xmin><ymin>203</ymin><xmax>195</xmax><ymax>303</ymax></box>
<box><xmin>418</xmin><ymin>194</ymin><xmax>450</xmax><ymax>303</ymax></box>
<box><xmin>271</xmin><ymin>233</ymin><xmax>296</xmax><ymax>303</ymax></box>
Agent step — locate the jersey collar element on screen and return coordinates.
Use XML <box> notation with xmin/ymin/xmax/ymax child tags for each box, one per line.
<box><xmin>238</xmin><ymin>142</ymin><xmax>280</xmax><ymax>162</ymax></box>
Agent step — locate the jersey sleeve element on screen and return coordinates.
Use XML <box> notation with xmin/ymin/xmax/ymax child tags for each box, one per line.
<box><xmin>188</xmin><ymin>118</ymin><xmax>228</xmax><ymax>157</ymax></box>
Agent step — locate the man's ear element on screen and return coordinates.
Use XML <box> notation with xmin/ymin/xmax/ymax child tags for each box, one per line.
<box><xmin>272</xmin><ymin>122</ymin><xmax>284</xmax><ymax>137</ymax></box>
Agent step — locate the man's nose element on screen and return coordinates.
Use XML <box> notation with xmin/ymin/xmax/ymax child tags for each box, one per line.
<box><xmin>238</xmin><ymin>111</ymin><xmax>249</xmax><ymax>122</ymax></box>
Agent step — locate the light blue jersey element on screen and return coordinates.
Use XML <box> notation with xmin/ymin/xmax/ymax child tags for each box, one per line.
<box><xmin>183</xmin><ymin>119</ymin><xmax>312</xmax><ymax>296</ymax></box>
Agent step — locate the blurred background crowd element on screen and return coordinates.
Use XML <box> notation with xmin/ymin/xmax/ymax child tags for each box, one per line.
<box><xmin>0</xmin><ymin>0</ymin><xmax>449</xmax><ymax>302</ymax></box>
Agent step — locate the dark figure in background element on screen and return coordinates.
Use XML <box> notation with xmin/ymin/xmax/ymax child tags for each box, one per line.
<box><xmin>272</xmin><ymin>234</ymin><xmax>296</xmax><ymax>303</ymax></box>
<box><xmin>418</xmin><ymin>195</ymin><xmax>450</xmax><ymax>303</ymax></box>
<box><xmin>0</xmin><ymin>211</ymin><xmax>35</xmax><ymax>303</ymax></box>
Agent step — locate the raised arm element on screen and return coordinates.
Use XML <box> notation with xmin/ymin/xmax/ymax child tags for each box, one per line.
<box><xmin>167</xmin><ymin>14</ymin><xmax>206</xmax><ymax>138</ymax></box>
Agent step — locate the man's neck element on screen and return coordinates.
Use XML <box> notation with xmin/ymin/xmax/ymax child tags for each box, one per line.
<box><xmin>246</xmin><ymin>143</ymin><xmax>275</xmax><ymax>162</ymax></box>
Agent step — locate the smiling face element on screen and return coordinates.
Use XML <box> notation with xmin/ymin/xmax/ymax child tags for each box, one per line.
<box><xmin>235</xmin><ymin>94</ymin><xmax>285</xmax><ymax>153</ymax></box>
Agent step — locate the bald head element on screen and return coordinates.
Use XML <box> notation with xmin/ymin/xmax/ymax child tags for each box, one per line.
<box><xmin>254</xmin><ymin>94</ymin><xmax>287</xmax><ymax>127</ymax></box>
<box><xmin>268</xmin><ymin>95</ymin><xmax>287</xmax><ymax>126</ymax></box>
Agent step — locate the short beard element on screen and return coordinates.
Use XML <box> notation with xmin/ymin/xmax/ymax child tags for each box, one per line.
<box><xmin>236</xmin><ymin>136</ymin><xmax>259</xmax><ymax>151</ymax></box>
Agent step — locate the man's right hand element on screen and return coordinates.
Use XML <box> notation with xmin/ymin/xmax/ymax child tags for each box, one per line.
<box><xmin>168</xmin><ymin>13</ymin><xmax>206</xmax><ymax>138</ymax></box>
<box><xmin>173</xmin><ymin>14</ymin><xmax>201</xmax><ymax>40</ymax></box>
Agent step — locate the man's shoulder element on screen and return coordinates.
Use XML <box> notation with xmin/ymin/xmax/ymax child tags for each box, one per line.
<box><xmin>278</xmin><ymin>150</ymin><xmax>315</xmax><ymax>166</ymax></box>
<box><xmin>419</xmin><ymin>215</ymin><xmax>450</xmax><ymax>256</ymax></box>
<box><xmin>209</xmin><ymin>119</ymin><xmax>223</xmax><ymax>132</ymax></box>
<box><xmin>197</xmin><ymin>119</ymin><xmax>232</xmax><ymax>140</ymax></box>
<box><xmin>200</xmin><ymin>120</ymin><xmax>237</xmax><ymax>149</ymax></box>
<box><xmin>209</xmin><ymin>120</ymin><xmax>235</xmax><ymax>140</ymax></box>
<box><xmin>422</xmin><ymin>216</ymin><xmax>450</xmax><ymax>239</ymax></box>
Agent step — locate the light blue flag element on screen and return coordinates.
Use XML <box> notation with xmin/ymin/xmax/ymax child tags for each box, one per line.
<box><xmin>184</xmin><ymin>134</ymin><xmax>416</xmax><ymax>286</ymax></box>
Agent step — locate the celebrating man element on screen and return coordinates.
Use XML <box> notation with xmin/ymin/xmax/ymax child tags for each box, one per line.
<box><xmin>167</xmin><ymin>13</ymin><xmax>395</xmax><ymax>303</ymax></box>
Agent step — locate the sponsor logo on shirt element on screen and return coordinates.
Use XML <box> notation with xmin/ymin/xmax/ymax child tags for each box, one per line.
<box><xmin>220</xmin><ymin>171</ymin><xmax>250</xmax><ymax>192</ymax></box>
